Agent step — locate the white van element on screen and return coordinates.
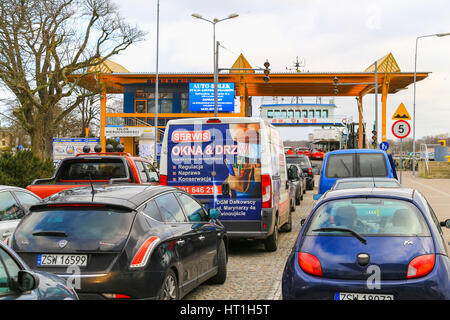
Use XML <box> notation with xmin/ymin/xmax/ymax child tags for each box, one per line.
<box><xmin>159</xmin><ymin>117</ymin><xmax>291</xmax><ymax>251</ymax></box>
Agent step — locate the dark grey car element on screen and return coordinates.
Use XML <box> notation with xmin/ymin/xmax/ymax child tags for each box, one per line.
<box><xmin>287</xmin><ymin>164</ymin><xmax>304</xmax><ymax>205</ymax></box>
<box><xmin>286</xmin><ymin>155</ymin><xmax>315</xmax><ymax>190</ymax></box>
<box><xmin>0</xmin><ymin>242</ymin><xmax>78</xmax><ymax>300</ymax></box>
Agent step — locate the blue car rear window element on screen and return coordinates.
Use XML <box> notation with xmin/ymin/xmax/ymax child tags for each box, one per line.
<box><xmin>306</xmin><ymin>198</ymin><xmax>431</xmax><ymax>237</ymax></box>
<box><xmin>325</xmin><ymin>154</ymin><xmax>354</xmax><ymax>178</ymax></box>
<box><xmin>358</xmin><ymin>154</ymin><xmax>388</xmax><ymax>177</ymax></box>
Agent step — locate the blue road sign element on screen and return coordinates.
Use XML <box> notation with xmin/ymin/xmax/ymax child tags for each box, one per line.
<box><xmin>380</xmin><ymin>141</ymin><xmax>390</xmax><ymax>151</ymax></box>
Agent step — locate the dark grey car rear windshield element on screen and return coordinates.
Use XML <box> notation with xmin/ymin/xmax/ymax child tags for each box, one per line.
<box><xmin>17</xmin><ymin>208</ymin><xmax>135</xmax><ymax>243</ymax></box>
<box><xmin>325</xmin><ymin>153</ymin><xmax>388</xmax><ymax>178</ymax></box>
<box><xmin>286</xmin><ymin>156</ymin><xmax>311</xmax><ymax>168</ymax></box>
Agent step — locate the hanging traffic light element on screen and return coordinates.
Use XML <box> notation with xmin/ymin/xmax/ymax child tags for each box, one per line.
<box><xmin>264</xmin><ymin>60</ymin><xmax>270</xmax><ymax>82</ymax></box>
<box><xmin>333</xmin><ymin>76</ymin><xmax>339</xmax><ymax>95</ymax></box>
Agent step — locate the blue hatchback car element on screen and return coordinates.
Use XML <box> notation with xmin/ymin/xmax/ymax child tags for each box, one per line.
<box><xmin>282</xmin><ymin>188</ymin><xmax>450</xmax><ymax>300</ymax></box>
<box><xmin>315</xmin><ymin>149</ymin><xmax>398</xmax><ymax>199</ymax></box>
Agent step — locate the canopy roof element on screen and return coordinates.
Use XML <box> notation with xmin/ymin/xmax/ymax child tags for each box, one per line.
<box><xmin>73</xmin><ymin>53</ymin><xmax>429</xmax><ymax>98</ymax></box>
<box><xmin>75</xmin><ymin>71</ymin><xmax>428</xmax><ymax>97</ymax></box>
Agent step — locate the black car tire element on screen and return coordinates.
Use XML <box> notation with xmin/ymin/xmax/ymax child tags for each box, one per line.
<box><xmin>208</xmin><ymin>240</ymin><xmax>227</xmax><ymax>285</ymax></box>
<box><xmin>281</xmin><ymin>210</ymin><xmax>292</xmax><ymax>233</ymax></box>
<box><xmin>159</xmin><ymin>269</ymin><xmax>179</xmax><ymax>300</ymax></box>
<box><xmin>295</xmin><ymin>193</ymin><xmax>301</xmax><ymax>205</ymax></box>
<box><xmin>307</xmin><ymin>180</ymin><xmax>314</xmax><ymax>190</ymax></box>
<box><xmin>264</xmin><ymin>218</ymin><xmax>279</xmax><ymax>252</ymax></box>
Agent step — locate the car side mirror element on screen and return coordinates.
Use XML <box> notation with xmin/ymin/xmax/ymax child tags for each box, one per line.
<box><xmin>440</xmin><ymin>219</ymin><xmax>450</xmax><ymax>228</ymax></box>
<box><xmin>300</xmin><ymin>218</ymin><xmax>306</xmax><ymax>226</ymax></box>
<box><xmin>209</xmin><ymin>208</ymin><xmax>221</xmax><ymax>220</ymax></box>
<box><xmin>14</xmin><ymin>270</ymin><xmax>40</xmax><ymax>292</ymax></box>
<box><xmin>313</xmin><ymin>194</ymin><xmax>322</xmax><ymax>200</ymax></box>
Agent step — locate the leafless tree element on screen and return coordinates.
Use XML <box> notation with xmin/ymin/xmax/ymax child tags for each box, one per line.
<box><xmin>0</xmin><ymin>0</ymin><xmax>146</xmax><ymax>158</ymax></box>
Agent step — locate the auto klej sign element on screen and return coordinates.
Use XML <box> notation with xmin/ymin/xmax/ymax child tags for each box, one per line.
<box><xmin>189</xmin><ymin>83</ymin><xmax>235</xmax><ymax>112</ymax></box>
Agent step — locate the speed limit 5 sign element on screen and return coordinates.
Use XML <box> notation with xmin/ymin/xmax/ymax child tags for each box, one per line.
<box><xmin>392</xmin><ymin>120</ymin><xmax>411</xmax><ymax>139</ymax></box>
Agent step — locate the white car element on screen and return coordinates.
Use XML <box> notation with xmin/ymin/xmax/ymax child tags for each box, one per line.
<box><xmin>0</xmin><ymin>186</ymin><xmax>41</xmax><ymax>243</ymax></box>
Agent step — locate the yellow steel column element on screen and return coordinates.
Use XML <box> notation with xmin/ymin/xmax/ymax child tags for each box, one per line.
<box><xmin>381</xmin><ymin>80</ymin><xmax>389</xmax><ymax>142</ymax></box>
<box><xmin>100</xmin><ymin>91</ymin><xmax>107</xmax><ymax>151</ymax></box>
<box><xmin>358</xmin><ymin>94</ymin><xmax>364</xmax><ymax>149</ymax></box>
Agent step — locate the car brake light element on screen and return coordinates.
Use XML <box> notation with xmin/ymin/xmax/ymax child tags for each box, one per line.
<box><xmin>160</xmin><ymin>174</ymin><xmax>167</xmax><ymax>185</ymax></box>
<box><xmin>130</xmin><ymin>236</ymin><xmax>160</xmax><ymax>269</ymax></box>
<box><xmin>206</xmin><ymin>118</ymin><xmax>222</xmax><ymax>123</ymax></box>
<box><xmin>261</xmin><ymin>174</ymin><xmax>272</xmax><ymax>208</ymax></box>
<box><xmin>47</xmin><ymin>204</ymin><xmax>106</xmax><ymax>208</ymax></box>
<box><xmin>102</xmin><ymin>293</ymin><xmax>131</xmax><ymax>299</ymax></box>
<box><xmin>308</xmin><ymin>168</ymin><xmax>312</xmax><ymax>176</ymax></box>
<box><xmin>298</xmin><ymin>252</ymin><xmax>323</xmax><ymax>277</ymax></box>
<box><xmin>407</xmin><ymin>254</ymin><xmax>435</xmax><ymax>279</ymax></box>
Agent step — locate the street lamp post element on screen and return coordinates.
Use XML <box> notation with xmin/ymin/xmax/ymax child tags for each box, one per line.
<box><xmin>191</xmin><ymin>13</ymin><xmax>238</xmax><ymax>117</ymax></box>
<box><xmin>412</xmin><ymin>32</ymin><xmax>450</xmax><ymax>176</ymax></box>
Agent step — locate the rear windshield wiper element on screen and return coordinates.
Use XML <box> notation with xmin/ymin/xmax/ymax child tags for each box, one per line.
<box><xmin>340</xmin><ymin>159</ymin><xmax>351</xmax><ymax>176</ymax></box>
<box><xmin>312</xmin><ymin>227</ymin><xmax>367</xmax><ymax>245</ymax></box>
<box><xmin>32</xmin><ymin>231</ymin><xmax>68</xmax><ymax>237</ymax></box>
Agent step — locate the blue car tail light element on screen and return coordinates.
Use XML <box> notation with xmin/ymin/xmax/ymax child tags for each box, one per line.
<box><xmin>407</xmin><ymin>254</ymin><xmax>435</xmax><ymax>279</ymax></box>
<box><xmin>298</xmin><ymin>252</ymin><xmax>323</xmax><ymax>277</ymax></box>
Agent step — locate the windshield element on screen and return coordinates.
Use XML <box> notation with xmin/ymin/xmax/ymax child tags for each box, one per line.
<box><xmin>16</xmin><ymin>208</ymin><xmax>135</xmax><ymax>245</ymax></box>
<box><xmin>305</xmin><ymin>198</ymin><xmax>430</xmax><ymax>237</ymax></box>
<box><xmin>334</xmin><ymin>180</ymin><xmax>401</xmax><ymax>190</ymax></box>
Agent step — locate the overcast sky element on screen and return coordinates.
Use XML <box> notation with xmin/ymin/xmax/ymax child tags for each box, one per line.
<box><xmin>111</xmin><ymin>0</ymin><xmax>450</xmax><ymax>141</ymax></box>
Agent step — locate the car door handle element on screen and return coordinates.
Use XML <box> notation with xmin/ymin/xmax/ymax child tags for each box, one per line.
<box><xmin>2</xmin><ymin>232</ymin><xmax>12</xmax><ymax>238</ymax></box>
<box><xmin>198</xmin><ymin>235</ymin><xmax>205</xmax><ymax>241</ymax></box>
<box><xmin>177</xmin><ymin>239</ymin><xmax>185</xmax><ymax>246</ymax></box>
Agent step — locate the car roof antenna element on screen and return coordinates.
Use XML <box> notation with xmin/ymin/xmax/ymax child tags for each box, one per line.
<box><xmin>88</xmin><ymin>173</ymin><xmax>95</xmax><ymax>202</ymax></box>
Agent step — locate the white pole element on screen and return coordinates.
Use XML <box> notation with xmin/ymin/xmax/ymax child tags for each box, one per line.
<box><xmin>154</xmin><ymin>0</ymin><xmax>159</xmax><ymax>166</ymax></box>
<box><xmin>412</xmin><ymin>36</ymin><xmax>419</xmax><ymax>177</ymax></box>
<box><xmin>214</xmin><ymin>41</ymin><xmax>219</xmax><ymax>117</ymax></box>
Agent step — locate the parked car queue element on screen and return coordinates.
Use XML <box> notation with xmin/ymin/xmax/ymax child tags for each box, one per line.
<box><xmin>1</xmin><ymin>118</ymin><xmax>449</xmax><ymax>300</ymax></box>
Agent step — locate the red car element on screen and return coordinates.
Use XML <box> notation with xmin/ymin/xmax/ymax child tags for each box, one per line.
<box><xmin>295</xmin><ymin>148</ymin><xmax>311</xmax><ymax>158</ymax></box>
<box><xmin>311</xmin><ymin>148</ymin><xmax>325</xmax><ymax>160</ymax></box>
<box><xmin>27</xmin><ymin>146</ymin><xmax>159</xmax><ymax>199</ymax></box>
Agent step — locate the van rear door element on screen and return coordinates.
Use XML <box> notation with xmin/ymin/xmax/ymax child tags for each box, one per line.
<box><xmin>166</xmin><ymin>122</ymin><xmax>262</xmax><ymax>223</ymax></box>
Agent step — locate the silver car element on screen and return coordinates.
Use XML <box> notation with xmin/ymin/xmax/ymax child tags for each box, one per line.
<box><xmin>0</xmin><ymin>186</ymin><xmax>41</xmax><ymax>243</ymax></box>
<box><xmin>331</xmin><ymin>177</ymin><xmax>401</xmax><ymax>191</ymax></box>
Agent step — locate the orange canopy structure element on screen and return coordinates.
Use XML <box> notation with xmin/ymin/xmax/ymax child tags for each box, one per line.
<box><xmin>72</xmin><ymin>54</ymin><xmax>429</xmax><ymax>152</ymax></box>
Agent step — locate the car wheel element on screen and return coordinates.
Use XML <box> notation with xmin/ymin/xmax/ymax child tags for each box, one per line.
<box><xmin>159</xmin><ymin>269</ymin><xmax>179</xmax><ymax>300</ymax></box>
<box><xmin>295</xmin><ymin>193</ymin><xmax>301</xmax><ymax>205</ymax></box>
<box><xmin>208</xmin><ymin>240</ymin><xmax>227</xmax><ymax>284</ymax></box>
<box><xmin>280</xmin><ymin>210</ymin><xmax>292</xmax><ymax>233</ymax></box>
<box><xmin>265</xmin><ymin>217</ymin><xmax>279</xmax><ymax>252</ymax></box>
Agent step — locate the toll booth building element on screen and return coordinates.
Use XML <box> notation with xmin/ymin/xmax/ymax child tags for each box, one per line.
<box><xmin>75</xmin><ymin>53</ymin><xmax>429</xmax><ymax>157</ymax></box>
<box><xmin>260</xmin><ymin>98</ymin><xmax>350</xmax><ymax>127</ymax></box>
